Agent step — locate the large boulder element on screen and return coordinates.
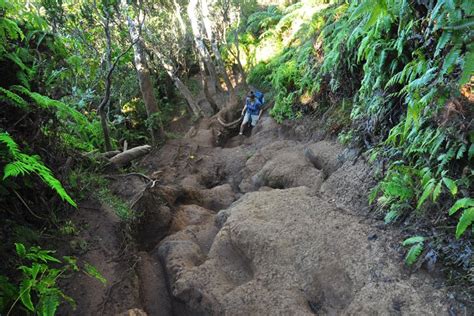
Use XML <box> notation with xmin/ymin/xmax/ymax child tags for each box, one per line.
<box><xmin>320</xmin><ymin>158</ymin><xmax>376</xmax><ymax>214</ymax></box>
<box><xmin>303</xmin><ymin>140</ymin><xmax>345</xmax><ymax>177</ymax></box>
<box><xmin>161</xmin><ymin>187</ymin><xmax>453</xmax><ymax>315</ymax></box>
<box><xmin>239</xmin><ymin>140</ymin><xmax>324</xmax><ymax>193</ymax></box>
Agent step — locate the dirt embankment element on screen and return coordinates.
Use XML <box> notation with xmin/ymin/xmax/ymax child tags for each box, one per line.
<box><xmin>65</xmin><ymin>110</ymin><xmax>469</xmax><ymax>315</ymax></box>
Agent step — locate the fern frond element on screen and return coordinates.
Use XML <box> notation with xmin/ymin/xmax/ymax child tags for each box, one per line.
<box><xmin>456</xmin><ymin>208</ymin><xmax>474</xmax><ymax>239</ymax></box>
<box><xmin>0</xmin><ymin>87</ymin><xmax>28</xmax><ymax>109</ymax></box>
<box><xmin>0</xmin><ymin>133</ymin><xmax>77</xmax><ymax>207</ymax></box>
<box><xmin>402</xmin><ymin>236</ymin><xmax>425</xmax><ymax>265</ymax></box>
<box><xmin>402</xmin><ymin>236</ymin><xmax>425</xmax><ymax>246</ymax></box>
<box><xmin>11</xmin><ymin>85</ymin><xmax>88</xmax><ymax>125</ymax></box>
<box><xmin>405</xmin><ymin>243</ymin><xmax>424</xmax><ymax>265</ymax></box>
<box><xmin>449</xmin><ymin>198</ymin><xmax>474</xmax><ymax>216</ymax></box>
<box><xmin>0</xmin><ymin>132</ymin><xmax>21</xmax><ymax>156</ymax></box>
<box><xmin>441</xmin><ymin>47</ymin><xmax>461</xmax><ymax>76</ymax></box>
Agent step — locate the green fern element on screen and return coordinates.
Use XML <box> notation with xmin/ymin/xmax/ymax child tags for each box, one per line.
<box><xmin>12</xmin><ymin>85</ymin><xmax>90</xmax><ymax>125</ymax></box>
<box><xmin>0</xmin><ymin>87</ymin><xmax>29</xmax><ymax>109</ymax></box>
<box><xmin>456</xmin><ymin>208</ymin><xmax>474</xmax><ymax>239</ymax></box>
<box><xmin>0</xmin><ymin>15</ymin><xmax>24</xmax><ymax>53</ymax></box>
<box><xmin>402</xmin><ymin>236</ymin><xmax>425</xmax><ymax>265</ymax></box>
<box><xmin>0</xmin><ymin>132</ymin><xmax>76</xmax><ymax>207</ymax></box>
<box><xmin>8</xmin><ymin>243</ymin><xmax>106</xmax><ymax>315</ymax></box>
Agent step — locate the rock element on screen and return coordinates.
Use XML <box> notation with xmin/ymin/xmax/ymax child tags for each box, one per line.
<box><xmin>200</xmin><ymin>183</ymin><xmax>236</xmax><ymax>211</ymax></box>
<box><xmin>163</xmin><ymin>188</ymin><xmax>451</xmax><ymax>315</ymax></box>
<box><xmin>164</xmin><ymin>204</ymin><xmax>219</xmax><ymax>255</ymax></box>
<box><xmin>303</xmin><ymin>140</ymin><xmax>345</xmax><ymax>177</ymax></box>
<box><xmin>239</xmin><ymin>140</ymin><xmax>301</xmax><ymax>192</ymax></box>
<box><xmin>239</xmin><ymin>140</ymin><xmax>323</xmax><ymax>192</ymax></box>
<box><xmin>119</xmin><ymin>308</ymin><xmax>147</xmax><ymax>316</ymax></box>
<box><xmin>252</xmin><ymin>150</ymin><xmax>324</xmax><ymax>192</ymax></box>
<box><xmin>320</xmin><ymin>158</ymin><xmax>376</xmax><ymax>214</ymax></box>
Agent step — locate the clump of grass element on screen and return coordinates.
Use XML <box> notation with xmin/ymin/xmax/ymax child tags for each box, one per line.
<box><xmin>68</xmin><ymin>168</ymin><xmax>134</xmax><ymax>221</ymax></box>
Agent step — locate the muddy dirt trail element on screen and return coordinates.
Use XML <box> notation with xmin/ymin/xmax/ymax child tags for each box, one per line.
<box><xmin>67</xmin><ymin>111</ymin><xmax>468</xmax><ymax>315</ymax></box>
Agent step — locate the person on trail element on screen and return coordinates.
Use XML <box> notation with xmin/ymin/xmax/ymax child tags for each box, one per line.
<box><xmin>239</xmin><ymin>90</ymin><xmax>264</xmax><ymax>135</ymax></box>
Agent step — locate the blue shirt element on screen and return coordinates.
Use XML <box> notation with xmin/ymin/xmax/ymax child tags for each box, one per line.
<box><xmin>246</xmin><ymin>98</ymin><xmax>262</xmax><ymax>115</ymax></box>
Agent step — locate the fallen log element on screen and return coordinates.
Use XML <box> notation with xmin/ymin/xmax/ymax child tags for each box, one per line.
<box><xmin>103</xmin><ymin>150</ymin><xmax>121</xmax><ymax>158</ymax></box>
<box><xmin>109</xmin><ymin>145</ymin><xmax>151</xmax><ymax>168</ymax></box>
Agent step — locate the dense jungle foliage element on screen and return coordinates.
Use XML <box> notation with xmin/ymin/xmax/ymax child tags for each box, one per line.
<box><xmin>0</xmin><ymin>0</ymin><xmax>472</xmax><ymax>314</ymax></box>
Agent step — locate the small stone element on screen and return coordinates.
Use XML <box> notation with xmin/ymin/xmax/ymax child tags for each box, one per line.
<box><xmin>368</xmin><ymin>233</ymin><xmax>378</xmax><ymax>241</ymax></box>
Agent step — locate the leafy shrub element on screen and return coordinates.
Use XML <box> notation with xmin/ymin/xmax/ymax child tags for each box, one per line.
<box><xmin>0</xmin><ymin>243</ymin><xmax>105</xmax><ymax>315</ymax></box>
<box><xmin>0</xmin><ymin>133</ymin><xmax>76</xmax><ymax>207</ymax></box>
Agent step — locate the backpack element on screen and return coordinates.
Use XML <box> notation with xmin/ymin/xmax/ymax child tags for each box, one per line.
<box><xmin>254</xmin><ymin>91</ymin><xmax>265</xmax><ymax>105</ymax></box>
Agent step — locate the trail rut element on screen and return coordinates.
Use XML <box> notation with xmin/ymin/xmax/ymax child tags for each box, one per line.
<box><xmin>72</xmin><ymin>113</ymin><xmax>468</xmax><ymax>315</ymax></box>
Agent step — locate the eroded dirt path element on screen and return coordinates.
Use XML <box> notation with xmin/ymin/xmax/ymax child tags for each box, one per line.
<box><xmin>102</xmin><ymin>113</ymin><xmax>467</xmax><ymax>315</ymax></box>
<box><xmin>66</xmin><ymin>112</ymin><xmax>468</xmax><ymax>315</ymax></box>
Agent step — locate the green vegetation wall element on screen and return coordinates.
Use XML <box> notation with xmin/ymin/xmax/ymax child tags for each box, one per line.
<box><xmin>237</xmin><ymin>0</ymin><xmax>473</xmax><ymax>279</ymax></box>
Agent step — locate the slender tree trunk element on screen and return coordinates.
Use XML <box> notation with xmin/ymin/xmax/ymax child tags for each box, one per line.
<box><xmin>200</xmin><ymin>0</ymin><xmax>234</xmax><ymax>97</ymax></box>
<box><xmin>173</xmin><ymin>0</ymin><xmax>187</xmax><ymax>36</ymax></box>
<box><xmin>152</xmin><ymin>48</ymin><xmax>203</xmax><ymax>117</ymax></box>
<box><xmin>201</xmin><ymin>68</ymin><xmax>219</xmax><ymax>113</ymax></box>
<box><xmin>233</xmin><ymin>28</ymin><xmax>247</xmax><ymax>87</ymax></box>
<box><xmin>126</xmin><ymin>15</ymin><xmax>163</xmax><ymax>146</ymax></box>
<box><xmin>98</xmin><ymin>15</ymin><xmax>113</xmax><ymax>152</ymax></box>
<box><xmin>98</xmin><ymin>109</ymin><xmax>112</xmax><ymax>151</ymax></box>
<box><xmin>187</xmin><ymin>0</ymin><xmax>219</xmax><ymax>95</ymax></box>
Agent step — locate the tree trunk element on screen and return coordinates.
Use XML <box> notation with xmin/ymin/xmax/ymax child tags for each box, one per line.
<box><xmin>233</xmin><ymin>29</ymin><xmax>247</xmax><ymax>87</ymax></box>
<box><xmin>153</xmin><ymin>48</ymin><xmax>202</xmax><ymax>117</ymax></box>
<box><xmin>187</xmin><ymin>0</ymin><xmax>219</xmax><ymax>95</ymax></box>
<box><xmin>173</xmin><ymin>0</ymin><xmax>187</xmax><ymax>36</ymax></box>
<box><xmin>200</xmin><ymin>0</ymin><xmax>235</xmax><ymax>97</ymax></box>
<box><xmin>99</xmin><ymin>106</ymin><xmax>113</xmax><ymax>151</ymax></box>
<box><xmin>98</xmin><ymin>15</ymin><xmax>113</xmax><ymax>152</ymax></box>
<box><xmin>201</xmin><ymin>68</ymin><xmax>219</xmax><ymax>113</ymax></box>
<box><xmin>127</xmin><ymin>15</ymin><xmax>163</xmax><ymax>146</ymax></box>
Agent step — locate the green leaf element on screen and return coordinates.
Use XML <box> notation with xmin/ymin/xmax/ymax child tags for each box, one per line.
<box><xmin>15</xmin><ymin>243</ymin><xmax>27</xmax><ymax>258</ymax></box>
<box><xmin>449</xmin><ymin>198</ymin><xmax>474</xmax><ymax>215</ymax></box>
<box><xmin>442</xmin><ymin>177</ymin><xmax>458</xmax><ymax>196</ymax></box>
<box><xmin>37</xmin><ymin>292</ymin><xmax>61</xmax><ymax>316</ymax></box>
<box><xmin>456</xmin><ymin>144</ymin><xmax>466</xmax><ymax>159</ymax></box>
<box><xmin>435</xmin><ymin>31</ymin><xmax>451</xmax><ymax>57</ymax></box>
<box><xmin>63</xmin><ymin>256</ymin><xmax>79</xmax><ymax>271</ymax></box>
<box><xmin>442</xmin><ymin>48</ymin><xmax>460</xmax><ymax>75</ymax></box>
<box><xmin>34</xmin><ymin>251</ymin><xmax>61</xmax><ymax>264</ymax></box>
<box><xmin>0</xmin><ymin>87</ymin><xmax>29</xmax><ymax>108</ymax></box>
<box><xmin>402</xmin><ymin>236</ymin><xmax>425</xmax><ymax>246</ymax></box>
<box><xmin>84</xmin><ymin>263</ymin><xmax>106</xmax><ymax>285</ymax></box>
<box><xmin>432</xmin><ymin>181</ymin><xmax>442</xmax><ymax>202</ymax></box>
<box><xmin>456</xmin><ymin>208</ymin><xmax>474</xmax><ymax>239</ymax></box>
<box><xmin>368</xmin><ymin>184</ymin><xmax>380</xmax><ymax>205</ymax></box>
<box><xmin>19</xmin><ymin>279</ymin><xmax>34</xmax><ymax>311</ymax></box>
<box><xmin>417</xmin><ymin>179</ymin><xmax>435</xmax><ymax>209</ymax></box>
<box><xmin>384</xmin><ymin>210</ymin><xmax>399</xmax><ymax>224</ymax></box>
<box><xmin>405</xmin><ymin>243</ymin><xmax>424</xmax><ymax>265</ymax></box>
<box><xmin>460</xmin><ymin>46</ymin><xmax>474</xmax><ymax>84</ymax></box>
<box><xmin>0</xmin><ymin>275</ymin><xmax>17</xmax><ymax>311</ymax></box>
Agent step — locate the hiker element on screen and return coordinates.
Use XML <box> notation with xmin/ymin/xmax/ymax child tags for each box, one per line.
<box><xmin>239</xmin><ymin>90</ymin><xmax>264</xmax><ymax>135</ymax></box>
